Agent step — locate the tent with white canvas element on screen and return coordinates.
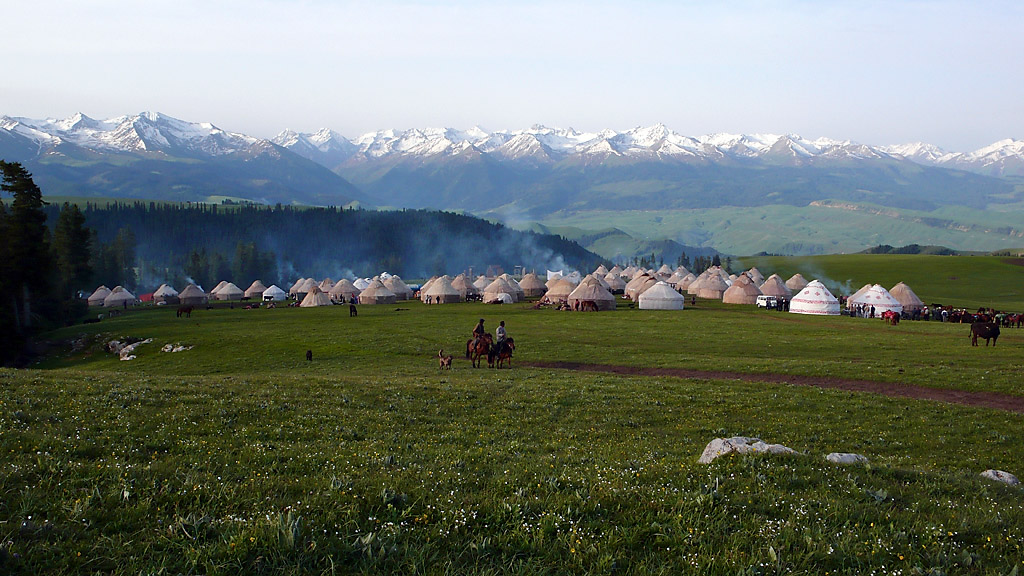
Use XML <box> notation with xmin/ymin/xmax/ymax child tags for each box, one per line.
<box><xmin>890</xmin><ymin>282</ymin><xmax>924</xmax><ymax>311</ymax></box>
<box><xmin>848</xmin><ymin>284</ymin><xmax>903</xmax><ymax>316</ymax></box>
<box><xmin>215</xmin><ymin>282</ymin><xmax>244</xmax><ymax>301</ymax></box>
<box><xmin>87</xmin><ymin>285</ymin><xmax>112</xmax><ymax>306</ymax></box>
<box><xmin>638</xmin><ymin>281</ymin><xmax>685</xmax><ymax>310</ymax></box>
<box><xmin>300</xmin><ymin>286</ymin><xmax>333</xmax><ymax>307</ymax></box>
<box><xmin>244</xmin><ymin>280</ymin><xmax>267</xmax><ymax>300</ymax></box>
<box><xmin>103</xmin><ymin>286</ymin><xmax>136</xmax><ymax>308</ymax></box>
<box><xmin>758</xmin><ymin>274</ymin><xmax>792</xmax><ymax>298</ymax></box>
<box><xmin>179</xmin><ymin>283</ymin><xmax>209</xmax><ymax>306</ymax></box>
<box><xmin>567</xmin><ymin>275</ymin><xmax>616</xmax><ymax>311</ymax></box>
<box><xmin>517</xmin><ymin>273</ymin><xmax>547</xmax><ymax>298</ymax></box>
<box><xmin>722</xmin><ymin>274</ymin><xmax>762</xmax><ymax>305</ymax></box>
<box><xmin>262</xmin><ymin>284</ymin><xmax>287</xmax><ymax>301</ymax></box>
<box><xmin>789</xmin><ymin>280</ymin><xmax>840</xmax><ymax>315</ymax></box>
<box><xmin>424</xmin><ymin>275</ymin><xmax>462</xmax><ymax>304</ymax></box>
<box><xmin>358</xmin><ymin>278</ymin><xmax>397</xmax><ymax>305</ymax></box>
<box><xmin>785</xmin><ymin>273</ymin><xmax>809</xmax><ymax>292</ymax></box>
<box><xmin>153</xmin><ymin>283</ymin><xmax>180</xmax><ymax>305</ymax></box>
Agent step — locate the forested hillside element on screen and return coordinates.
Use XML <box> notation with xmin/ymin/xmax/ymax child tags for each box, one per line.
<box><xmin>47</xmin><ymin>202</ymin><xmax>603</xmax><ymax>291</ymax></box>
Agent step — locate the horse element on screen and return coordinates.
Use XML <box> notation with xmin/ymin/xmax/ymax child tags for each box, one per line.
<box><xmin>176</xmin><ymin>305</ymin><xmax>195</xmax><ymax>318</ymax></box>
<box><xmin>882</xmin><ymin>310</ymin><xmax>900</xmax><ymax>325</ymax></box>
<box><xmin>465</xmin><ymin>333</ymin><xmax>493</xmax><ymax>368</ymax></box>
<box><xmin>492</xmin><ymin>337</ymin><xmax>515</xmax><ymax>369</ymax></box>
<box><xmin>970</xmin><ymin>321</ymin><xmax>1000</xmax><ymax>346</ymax></box>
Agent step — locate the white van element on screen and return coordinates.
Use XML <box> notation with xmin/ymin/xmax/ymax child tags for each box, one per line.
<box><xmin>756</xmin><ymin>295</ymin><xmax>778</xmax><ymax>309</ymax></box>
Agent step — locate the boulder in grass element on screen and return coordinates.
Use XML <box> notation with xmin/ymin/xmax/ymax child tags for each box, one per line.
<box><xmin>826</xmin><ymin>453</ymin><xmax>869</xmax><ymax>465</ymax></box>
<box><xmin>698</xmin><ymin>436</ymin><xmax>796</xmax><ymax>464</ymax></box>
<box><xmin>980</xmin><ymin>469</ymin><xmax>1019</xmax><ymax>486</ymax></box>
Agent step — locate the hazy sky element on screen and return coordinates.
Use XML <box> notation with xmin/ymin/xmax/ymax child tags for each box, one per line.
<box><xmin>4</xmin><ymin>1</ymin><xmax>1022</xmax><ymax>150</ymax></box>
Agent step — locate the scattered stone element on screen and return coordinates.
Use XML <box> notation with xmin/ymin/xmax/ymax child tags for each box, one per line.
<box><xmin>108</xmin><ymin>338</ymin><xmax>152</xmax><ymax>360</ymax></box>
<box><xmin>161</xmin><ymin>343</ymin><xmax>193</xmax><ymax>353</ymax></box>
<box><xmin>698</xmin><ymin>436</ymin><xmax>796</xmax><ymax>464</ymax></box>
<box><xmin>826</xmin><ymin>453</ymin><xmax>869</xmax><ymax>465</ymax></box>
<box><xmin>980</xmin><ymin>469</ymin><xmax>1019</xmax><ymax>486</ymax></box>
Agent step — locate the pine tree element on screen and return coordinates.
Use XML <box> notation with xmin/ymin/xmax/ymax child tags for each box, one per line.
<box><xmin>0</xmin><ymin>161</ymin><xmax>52</xmax><ymax>330</ymax></box>
<box><xmin>53</xmin><ymin>203</ymin><xmax>93</xmax><ymax>299</ymax></box>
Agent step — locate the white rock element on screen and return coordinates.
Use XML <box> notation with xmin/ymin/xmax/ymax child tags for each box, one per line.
<box><xmin>980</xmin><ymin>469</ymin><xmax>1020</xmax><ymax>486</ymax></box>
<box><xmin>826</xmin><ymin>453</ymin><xmax>868</xmax><ymax>465</ymax></box>
<box><xmin>698</xmin><ymin>436</ymin><xmax>796</xmax><ymax>464</ymax></box>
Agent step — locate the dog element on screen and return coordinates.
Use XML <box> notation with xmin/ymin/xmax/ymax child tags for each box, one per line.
<box><xmin>349</xmin><ymin>303</ymin><xmax>357</xmax><ymax>317</ymax></box>
<box><xmin>438</xmin><ymin>349</ymin><xmax>453</xmax><ymax>370</ymax></box>
<box><xmin>306</xmin><ymin>349</ymin><xmax>313</xmax><ymax>362</ymax></box>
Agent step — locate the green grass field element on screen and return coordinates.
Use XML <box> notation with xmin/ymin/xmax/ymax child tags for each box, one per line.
<box><xmin>3</xmin><ymin>279</ymin><xmax>1024</xmax><ymax>574</ymax></box>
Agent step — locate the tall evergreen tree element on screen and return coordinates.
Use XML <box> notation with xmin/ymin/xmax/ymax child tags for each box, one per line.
<box><xmin>53</xmin><ymin>203</ymin><xmax>93</xmax><ymax>299</ymax></box>
<box><xmin>0</xmin><ymin>161</ymin><xmax>52</xmax><ymax>330</ymax></box>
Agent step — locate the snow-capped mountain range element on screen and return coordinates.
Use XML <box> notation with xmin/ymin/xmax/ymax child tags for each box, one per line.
<box><xmin>2</xmin><ymin>112</ymin><xmax>1022</xmax><ymax>177</ymax></box>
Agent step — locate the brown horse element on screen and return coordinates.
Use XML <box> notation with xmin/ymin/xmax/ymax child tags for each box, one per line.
<box><xmin>466</xmin><ymin>333</ymin><xmax>493</xmax><ymax>368</ymax></box>
<box><xmin>493</xmin><ymin>337</ymin><xmax>515</xmax><ymax>369</ymax></box>
<box><xmin>176</xmin><ymin>305</ymin><xmax>195</xmax><ymax>318</ymax></box>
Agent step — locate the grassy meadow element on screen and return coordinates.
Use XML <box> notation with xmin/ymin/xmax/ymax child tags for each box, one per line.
<box><xmin>3</xmin><ymin>267</ymin><xmax>1024</xmax><ymax>574</ymax></box>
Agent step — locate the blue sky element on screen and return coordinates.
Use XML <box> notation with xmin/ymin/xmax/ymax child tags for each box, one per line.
<box><xmin>4</xmin><ymin>0</ymin><xmax>1022</xmax><ymax>150</ymax></box>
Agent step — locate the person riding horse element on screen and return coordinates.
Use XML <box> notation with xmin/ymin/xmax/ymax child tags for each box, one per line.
<box><xmin>471</xmin><ymin>318</ymin><xmax>486</xmax><ymax>350</ymax></box>
<box><xmin>496</xmin><ymin>320</ymin><xmax>507</xmax><ymax>346</ymax></box>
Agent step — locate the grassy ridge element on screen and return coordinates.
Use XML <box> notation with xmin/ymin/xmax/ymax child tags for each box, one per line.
<box><xmin>3</xmin><ymin>297</ymin><xmax>1023</xmax><ymax>574</ymax></box>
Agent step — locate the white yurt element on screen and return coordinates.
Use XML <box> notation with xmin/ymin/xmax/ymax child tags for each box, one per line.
<box><xmin>329</xmin><ymin>279</ymin><xmax>360</xmax><ymax>302</ymax></box>
<box><xmin>697</xmin><ymin>274</ymin><xmax>730</xmax><ymax>300</ymax></box>
<box><xmin>451</xmin><ymin>274</ymin><xmax>481</xmax><ymax>300</ymax></box>
<box><xmin>358</xmin><ymin>278</ymin><xmax>397</xmax><ymax>305</ymax></box>
<box><xmin>567</xmin><ymin>275</ymin><xmax>617</xmax><ymax>311</ymax></box>
<box><xmin>103</xmin><ymin>286</ymin><xmax>136</xmax><ymax>308</ymax></box>
<box><xmin>215</xmin><ymin>282</ymin><xmax>244</xmax><ymax>301</ymax></box>
<box><xmin>318</xmin><ymin>278</ymin><xmax>335</xmax><ymax>293</ymax></box>
<box><xmin>87</xmin><ymin>285</ymin><xmax>112</xmax><ymax>306</ymax></box>
<box><xmin>722</xmin><ymin>274</ymin><xmax>762</xmax><ymax>305</ymax></box>
<box><xmin>745</xmin><ymin>267</ymin><xmax>765</xmax><ymax>286</ymax></box>
<box><xmin>789</xmin><ymin>280</ymin><xmax>840</xmax><ymax>316</ymax></box>
<box><xmin>543</xmin><ymin>277</ymin><xmax>578</xmax><ymax>304</ymax></box>
<box><xmin>473</xmin><ymin>275</ymin><xmax>492</xmax><ymax>291</ymax></box>
<box><xmin>603</xmin><ymin>273</ymin><xmax>626</xmax><ymax>294</ymax></box>
<box><xmin>153</xmin><ymin>283</ymin><xmax>180</xmax><ymax>305</ymax></box>
<box><xmin>484</xmin><ymin>277</ymin><xmax>519</xmax><ymax>303</ymax></box>
<box><xmin>676</xmin><ymin>273</ymin><xmax>697</xmax><ymax>291</ymax></box>
<box><xmin>211</xmin><ymin>280</ymin><xmax>228</xmax><ymax>296</ymax></box>
<box><xmin>518</xmin><ymin>273</ymin><xmax>547</xmax><ymax>298</ymax></box>
<box><xmin>848</xmin><ymin>284</ymin><xmax>903</xmax><ymax>316</ymax></box>
<box><xmin>418</xmin><ymin>276</ymin><xmax>438</xmax><ymax>302</ymax></box>
<box><xmin>594</xmin><ymin>264</ymin><xmax>609</xmax><ymax>276</ymax></box>
<box><xmin>353</xmin><ymin>277</ymin><xmax>372</xmax><ymax>291</ymax></box>
<box><xmin>423</xmin><ymin>275</ymin><xmax>462</xmax><ymax>304</ymax></box>
<box><xmin>638</xmin><ymin>281</ymin><xmax>685</xmax><ymax>310</ymax></box>
<box><xmin>500</xmin><ymin>274</ymin><xmax>526</xmax><ymax>301</ymax></box>
<box><xmin>288</xmin><ymin>278</ymin><xmax>306</xmax><ymax>297</ymax></box>
<box><xmin>383</xmin><ymin>276</ymin><xmax>414</xmax><ymax>300</ymax></box>
<box><xmin>758</xmin><ymin>274</ymin><xmax>792</xmax><ymax>298</ymax></box>
<box><xmin>179</xmin><ymin>284</ymin><xmax>209</xmax><ymax>306</ymax></box>
<box><xmin>300</xmin><ymin>286</ymin><xmax>333</xmax><ymax>307</ymax></box>
<box><xmin>262</xmin><ymin>284</ymin><xmax>287</xmax><ymax>301</ymax></box>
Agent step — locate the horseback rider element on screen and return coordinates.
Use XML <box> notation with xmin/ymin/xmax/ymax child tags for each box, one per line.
<box><xmin>495</xmin><ymin>320</ymin><xmax>507</xmax><ymax>348</ymax></box>
<box><xmin>472</xmin><ymin>318</ymin><xmax>486</xmax><ymax>348</ymax></box>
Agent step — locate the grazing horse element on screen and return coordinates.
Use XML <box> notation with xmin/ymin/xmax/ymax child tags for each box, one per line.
<box><xmin>176</xmin><ymin>305</ymin><xmax>195</xmax><ymax>318</ymax></box>
<box><xmin>882</xmin><ymin>310</ymin><xmax>900</xmax><ymax>325</ymax></box>
<box><xmin>970</xmin><ymin>322</ymin><xmax>1000</xmax><ymax>346</ymax></box>
<box><xmin>465</xmin><ymin>333</ymin><xmax>493</xmax><ymax>368</ymax></box>
<box><xmin>493</xmin><ymin>337</ymin><xmax>515</xmax><ymax>369</ymax></box>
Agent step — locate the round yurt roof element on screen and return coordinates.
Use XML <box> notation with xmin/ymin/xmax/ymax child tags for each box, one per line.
<box><xmin>319</xmin><ymin>278</ymin><xmax>335</xmax><ymax>292</ymax></box>
<box><xmin>848</xmin><ymin>284</ymin><xmax>903</xmax><ymax>314</ymax></box>
<box><xmin>297</xmin><ymin>278</ymin><xmax>318</xmax><ymax>293</ymax></box>
<box><xmin>210</xmin><ymin>280</ymin><xmax>229</xmax><ymax>295</ymax></box>
<box><xmin>451</xmin><ymin>274</ymin><xmax>481</xmax><ymax>298</ymax></box>
<box><xmin>262</xmin><ymin>284</ymin><xmax>287</xmax><ymax>300</ymax></box>
<box><xmin>638</xmin><ymin>281</ymin><xmax>685</xmax><ymax>310</ymax></box>
<box><xmin>696</xmin><ymin>274</ymin><xmax>730</xmax><ymax>300</ymax></box>
<box><xmin>353</xmin><ymin>277</ymin><xmax>371</xmax><ymax>290</ymax></box>
<box><xmin>785</xmin><ymin>273</ymin><xmax>809</xmax><ymax>291</ymax></box>
<box><xmin>789</xmin><ymin>280</ymin><xmax>840</xmax><ymax>315</ymax></box>
<box><xmin>890</xmin><ymin>282</ymin><xmax>925</xmax><ymax>310</ymax></box>
<box><xmin>627</xmin><ymin>276</ymin><xmax>659</xmax><ymax>300</ymax></box>
<box><xmin>676</xmin><ymin>273</ymin><xmax>697</xmax><ymax>290</ymax></box>
<box><xmin>603</xmin><ymin>273</ymin><xmax>626</xmax><ymax>292</ymax></box>
<box><xmin>218</xmin><ymin>282</ymin><xmax>244</xmax><ymax>298</ymax></box>
<box><xmin>300</xmin><ymin>286</ymin><xmax>333</xmax><ymax>307</ymax></box>
<box><xmin>359</xmin><ymin>278</ymin><xmax>397</xmax><ymax>304</ymax></box>
<box><xmin>746</xmin><ymin>267</ymin><xmax>765</xmax><ymax>285</ymax></box>
<box><xmin>544</xmin><ymin>277</ymin><xmax>578</xmax><ymax>302</ymax></box>
<box><xmin>419</xmin><ymin>276</ymin><xmax>438</xmax><ymax>302</ymax></box>
<box><xmin>722</xmin><ymin>274</ymin><xmax>763</xmax><ymax>305</ymax></box>
<box><xmin>848</xmin><ymin>283</ymin><xmax>873</xmax><ymax>304</ymax></box>
<box><xmin>674</xmin><ymin>265</ymin><xmax>690</xmax><ymax>277</ymax></box>
<box><xmin>609</xmin><ymin>265</ymin><xmax>624</xmax><ymax>276</ymax></box>
<box><xmin>244</xmin><ymin>280</ymin><xmax>267</xmax><ymax>297</ymax></box>
<box><xmin>657</xmin><ymin>264</ymin><xmax>674</xmax><ymax>276</ymax></box>
<box><xmin>500</xmin><ymin>274</ymin><xmax>525</xmax><ymax>299</ymax></box>
<box><xmin>424</xmin><ymin>275</ymin><xmax>462</xmax><ymax>302</ymax></box>
<box><xmin>154</xmin><ymin>284</ymin><xmax>179</xmax><ymax>297</ymax></box>
<box><xmin>758</xmin><ymin>274</ymin><xmax>792</xmax><ymax>298</ymax></box>
<box><xmin>179</xmin><ymin>283</ymin><xmax>207</xmax><ymax>300</ymax></box>
<box><xmin>288</xmin><ymin>278</ymin><xmax>305</xmax><ymax>294</ymax></box>
<box><xmin>567</xmin><ymin>276</ymin><xmax>616</xmax><ymax>310</ymax></box>
<box><xmin>594</xmin><ymin>264</ymin><xmax>609</xmax><ymax>276</ymax></box>
<box><xmin>103</xmin><ymin>285</ymin><xmax>136</xmax><ymax>307</ymax></box>
<box><xmin>329</xmin><ymin>278</ymin><xmax>360</xmax><ymax>298</ymax></box>
<box><xmin>383</xmin><ymin>276</ymin><xmax>413</xmax><ymax>300</ymax></box>
<box><xmin>484</xmin><ymin>277</ymin><xmax>519</xmax><ymax>302</ymax></box>
<box><xmin>518</xmin><ymin>273</ymin><xmax>547</xmax><ymax>296</ymax></box>
<box><xmin>473</xmin><ymin>275</ymin><xmax>491</xmax><ymax>290</ymax></box>
<box><xmin>88</xmin><ymin>285</ymin><xmax>112</xmax><ymax>304</ymax></box>
<box><xmin>686</xmin><ymin>272</ymin><xmax>708</xmax><ymax>295</ymax></box>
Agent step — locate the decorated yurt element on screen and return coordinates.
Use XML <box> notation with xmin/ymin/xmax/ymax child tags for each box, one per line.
<box><xmin>567</xmin><ymin>275</ymin><xmax>617</xmax><ymax>311</ymax></box>
<box><xmin>848</xmin><ymin>284</ymin><xmax>903</xmax><ymax>316</ymax></box>
<box><xmin>383</xmin><ymin>276</ymin><xmax>414</xmax><ymax>300</ymax></box>
<box><xmin>87</xmin><ymin>285</ymin><xmax>112</xmax><ymax>306</ymax></box>
<box><xmin>328</xmin><ymin>279</ymin><xmax>360</xmax><ymax>303</ymax></box>
<box><xmin>890</xmin><ymin>282</ymin><xmax>924</xmax><ymax>312</ymax></box>
<box><xmin>638</xmin><ymin>281</ymin><xmax>686</xmax><ymax>310</ymax></box>
<box><xmin>451</xmin><ymin>274</ymin><xmax>480</xmax><ymax>300</ymax></box>
<box><xmin>299</xmin><ymin>286</ymin><xmax>332</xmax><ymax>307</ymax></box>
<box><xmin>358</xmin><ymin>278</ymin><xmax>397</xmax><ymax>305</ymax></box>
<box><xmin>696</xmin><ymin>274</ymin><xmax>730</xmax><ymax>300</ymax></box>
<box><xmin>785</xmin><ymin>273</ymin><xmax>809</xmax><ymax>292</ymax></box>
<box><xmin>484</xmin><ymin>277</ymin><xmax>519</xmax><ymax>303</ymax></box>
<box><xmin>424</xmin><ymin>275</ymin><xmax>462</xmax><ymax>304</ymax></box>
<box><xmin>215</xmin><ymin>282</ymin><xmax>244</xmax><ymax>301</ymax></box>
<box><xmin>518</xmin><ymin>273</ymin><xmax>547</xmax><ymax>298</ymax></box>
<box><xmin>153</xmin><ymin>284</ymin><xmax>180</xmax><ymax>305</ymax></box>
<box><xmin>745</xmin><ymin>267</ymin><xmax>765</xmax><ymax>286</ymax></box>
<box><xmin>262</xmin><ymin>284</ymin><xmax>287</xmax><ymax>301</ymax></box>
<box><xmin>757</xmin><ymin>274</ymin><xmax>791</xmax><ymax>298</ymax></box>
<box><xmin>244</xmin><ymin>280</ymin><xmax>267</xmax><ymax>300</ymax></box>
<box><xmin>789</xmin><ymin>280</ymin><xmax>840</xmax><ymax>316</ymax></box>
<box><xmin>473</xmin><ymin>275</ymin><xmax>491</xmax><ymax>291</ymax></box>
<box><xmin>544</xmin><ymin>277</ymin><xmax>578</xmax><ymax>304</ymax></box>
<box><xmin>179</xmin><ymin>284</ymin><xmax>209</xmax><ymax>306</ymax></box>
<box><xmin>847</xmin><ymin>283</ymin><xmax>873</xmax><ymax>306</ymax></box>
<box><xmin>103</xmin><ymin>286</ymin><xmax>136</xmax><ymax>308</ymax></box>
<box><xmin>722</xmin><ymin>274</ymin><xmax>763</xmax><ymax>305</ymax></box>
<box><xmin>603</xmin><ymin>273</ymin><xmax>626</xmax><ymax>294</ymax></box>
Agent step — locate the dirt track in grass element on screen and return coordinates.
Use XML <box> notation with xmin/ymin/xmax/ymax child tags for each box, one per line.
<box><xmin>522</xmin><ymin>361</ymin><xmax>1024</xmax><ymax>414</ymax></box>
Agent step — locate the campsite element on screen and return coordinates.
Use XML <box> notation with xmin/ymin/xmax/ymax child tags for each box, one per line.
<box><xmin>2</xmin><ymin>254</ymin><xmax>1023</xmax><ymax>575</ymax></box>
